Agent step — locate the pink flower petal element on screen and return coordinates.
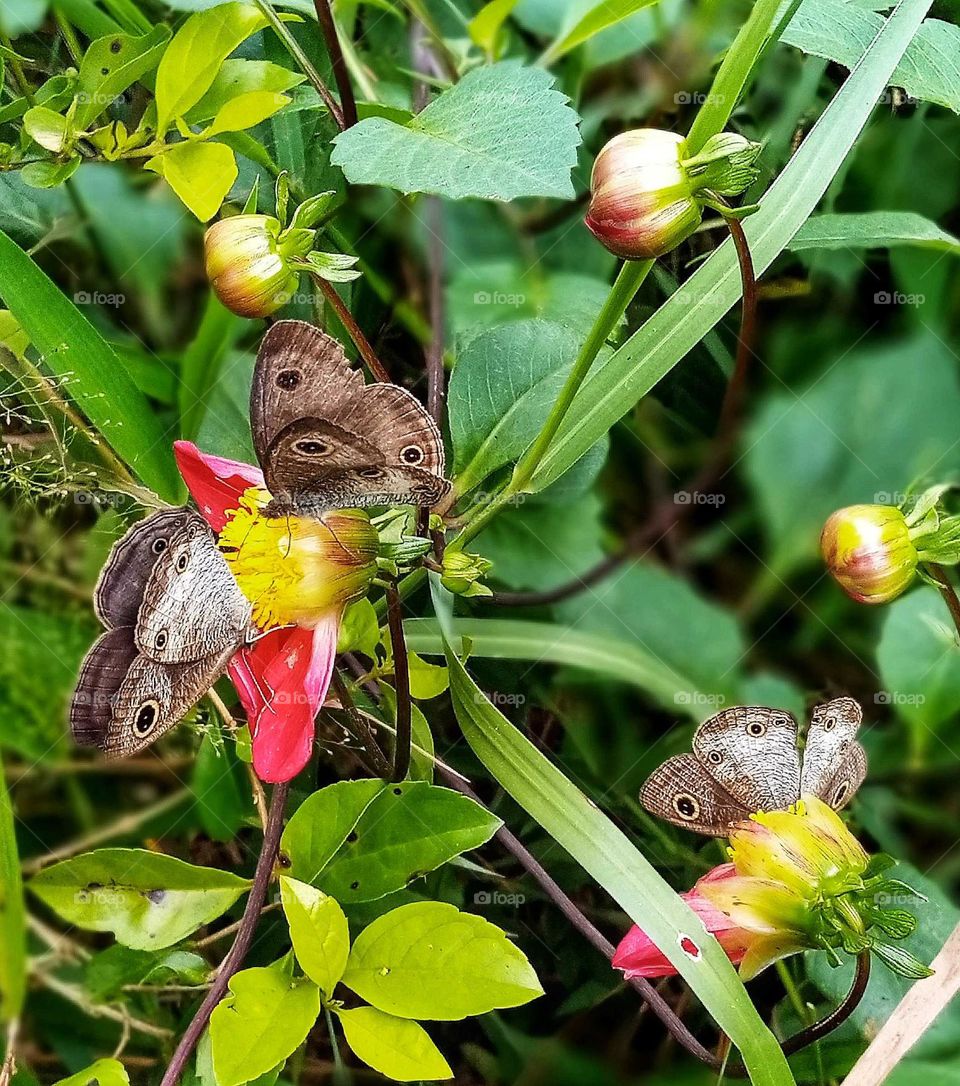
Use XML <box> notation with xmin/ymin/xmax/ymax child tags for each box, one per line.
<box><xmin>173</xmin><ymin>440</ymin><xmax>265</xmax><ymax>532</ymax></box>
<box><xmin>227</xmin><ymin>614</ymin><xmax>340</xmax><ymax>783</ymax></box>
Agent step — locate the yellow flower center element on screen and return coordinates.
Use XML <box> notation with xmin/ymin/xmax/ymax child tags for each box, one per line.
<box><xmin>218</xmin><ymin>487</ymin><xmax>379</xmax><ymax>629</ymax></box>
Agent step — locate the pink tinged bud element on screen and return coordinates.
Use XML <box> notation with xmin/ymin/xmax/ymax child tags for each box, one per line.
<box><xmin>820</xmin><ymin>504</ymin><xmax>918</xmax><ymax>604</ymax></box>
<box><xmin>204</xmin><ymin>214</ymin><xmax>300</xmax><ymax>319</ymax></box>
<box><xmin>585</xmin><ymin>129</ymin><xmax>703</xmax><ymax>260</ymax></box>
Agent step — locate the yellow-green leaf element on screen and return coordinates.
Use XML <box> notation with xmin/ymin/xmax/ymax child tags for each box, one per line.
<box><xmin>74</xmin><ymin>25</ymin><xmax>170</xmax><ymax>128</ymax></box>
<box><xmin>203</xmin><ymin>90</ymin><xmax>291</xmax><ymax>137</ymax></box>
<box><xmin>468</xmin><ymin>0</ymin><xmax>519</xmax><ymax>56</ymax></box>
<box><xmin>146</xmin><ymin>140</ymin><xmax>238</xmax><ymax>221</ymax></box>
<box><xmin>336</xmin><ymin>1006</ymin><xmax>453</xmax><ymax>1081</ymax></box>
<box><xmin>280</xmin><ymin>876</ymin><xmax>350</xmax><ymax>996</ymax></box>
<box><xmin>52</xmin><ymin>1059</ymin><xmax>130</xmax><ymax>1086</ymax></box>
<box><xmin>23</xmin><ymin>105</ymin><xmax>67</xmax><ymax>151</ymax></box>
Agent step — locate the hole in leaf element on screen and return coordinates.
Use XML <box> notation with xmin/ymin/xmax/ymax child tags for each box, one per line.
<box><xmin>679</xmin><ymin>935</ymin><xmax>700</xmax><ymax>959</ymax></box>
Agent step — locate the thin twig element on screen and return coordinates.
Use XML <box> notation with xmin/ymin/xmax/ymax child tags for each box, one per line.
<box><xmin>36</xmin><ymin>975</ymin><xmax>172</xmax><ymax>1041</ymax></box>
<box><xmin>0</xmin><ymin>1018</ymin><xmax>18</xmax><ymax>1086</ymax></box>
<box><xmin>490</xmin><ymin>214</ymin><xmax>757</xmax><ymax>607</ymax></box>
<box><xmin>312</xmin><ymin>273</ymin><xmax>391</xmax><ymax>382</ymax></box>
<box><xmin>926</xmin><ymin>563</ymin><xmax>960</xmax><ymax>638</ymax></box>
<box><xmin>190</xmin><ymin>902</ymin><xmax>282</xmax><ymax>950</ymax></box>
<box><xmin>254</xmin><ymin>0</ymin><xmax>344</xmax><ymax>128</ymax></box>
<box><xmin>159</xmin><ymin>782</ymin><xmax>289</xmax><ymax>1086</ymax></box>
<box><xmin>329</xmin><ymin>669</ymin><xmax>392</xmax><ymax>778</ymax></box>
<box><xmin>207</xmin><ymin>688</ymin><xmax>269</xmax><ymax>830</ymax></box>
<box><xmin>313</xmin><ymin>0</ymin><xmax>357</xmax><ymax>127</ymax></box>
<box><xmin>384</xmin><ymin>583</ymin><xmax>412</xmax><ymax>782</ymax></box>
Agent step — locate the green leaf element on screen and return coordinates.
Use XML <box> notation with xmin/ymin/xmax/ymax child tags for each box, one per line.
<box><xmin>74</xmin><ymin>25</ymin><xmax>170</xmax><ymax>129</ymax></box>
<box><xmin>280</xmin><ymin>876</ymin><xmax>350</xmax><ymax>995</ymax></box>
<box><xmin>468</xmin><ymin>0</ymin><xmax>519</xmax><ymax>55</ymax></box>
<box><xmin>52</xmin><ymin>1059</ymin><xmax>130</xmax><ymax>1086</ymax></box>
<box><xmin>342</xmin><ymin>901</ymin><xmax>542</xmax><ymax>1019</ymax></box>
<box><xmin>23</xmin><ymin>105</ymin><xmax>68</xmax><ymax>152</ymax></box>
<box><xmin>28</xmin><ymin>848</ymin><xmax>250</xmax><ymax>950</ymax></box>
<box><xmin>433</xmin><ymin>585</ymin><xmax>795</xmax><ymax>1085</ymax></box>
<box><xmin>209</xmin><ymin>963</ymin><xmax>321</xmax><ymax>1086</ymax></box>
<box><xmin>184</xmin><ymin>58</ymin><xmax>304</xmax><ymax>125</ymax></box>
<box><xmin>336</xmin><ymin>1006</ymin><xmax>453</xmax><ymax>1081</ymax></box>
<box><xmin>330</xmin><ymin>61</ymin><xmax>581</xmax><ymax>201</ymax></box>
<box><xmin>540</xmin><ymin>0</ymin><xmax>659</xmax><ymax>65</ymax></box>
<box><xmin>146</xmin><ymin>140</ymin><xmax>238</xmax><ymax>221</ymax></box>
<box><xmin>524</xmin><ymin>0</ymin><xmax>936</xmax><ymax>493</ymax></box>
<box><xmin>0</xmin><ymin>755</ymin><xmax>25</xmax><ymax>1022</ymax></box>
<box><xmin>179</xmin><ymin>291</ymin><xmax>245</xmax><ymax>440</ymax></box>
<box><xmin>280</xmin><ymin>779</ymin><xmax>385</xmax><ymax>883</ymax></box>
<box><xmin>154</xmin><ymin>2</ymin><xmax>278</xmax><ymax>133</ymax></box>
<box><xmin>450</xmin><ymin>319</ymin><xmax>598</xmax><ymax>493</ymax></box>
<box><xmin>0</xmin><ymin>228</ymin><xmax>182</xmax><ymax>498</ymax></box>
<box><xmin>783</xmin><ymin>2</ymin><xmax>960</xmax><ymax>113</ymax></box>
<box><xmin>403</xmin><ymin>615</ymin><xmax>728</xmax><ymax>718</ymax></box>
<box><xmin>203</xmin><ymin>89</ymin><xmax>291</xmax><ymax>136</ymax></box>
<box><xmin>191</xmin><ymin>731</ymin><xmax>251</xmax><ymax>841</ymax></box>
<box><xmin>789</xmin><ymin>211</ymin><xmax>960</xmax><ymax>255</ymax></box>
<box><xmin>408</xmin><ymin>652</ymin><xmax>448</xmax><ymax>700</ymax></box>
<box><xmin>318</xmin><ymin>782</ymin><xmax>501</xmax><ymax>903</ymax></box>
<box><xmin>877</xmin><ymin>586</ymin><xmax>960</xmax><ymax>737</ymax></box>
<box><xmin>20</xmin><ymin>157</ymin><xmax>81</xmax><ymax>189</ymax></box>
<box><xmin>85</xmin><ymin>944</ymin><xmax>209</xmax><ymax>1001</ymax></box>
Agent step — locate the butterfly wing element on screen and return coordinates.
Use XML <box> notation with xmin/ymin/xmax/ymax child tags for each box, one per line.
<box><xmin>134</xmin><ymin>512</ymin><xmax>252</xmax><ymax>663</ymax></box>
<box><xmin>692</xmin><ymin>706</ymin><xmax>802</xmax><ymax>812</ymax></box>
<box><xmin>71</xmin><ymin>627</ymin><xmax>233</xmax><ymax>758</ymax></box>
<box><xmin>93</xmin><ymin>508</ymin><xmax>196</xmax><ymax>628</ymax></box>
<box><xmin>801</xmin><ymin>697</ymin><xmax>867</xmax><ymax>809</ymax></box>
<box><xmin>250</xmin><ymin>319</ymin><xmax>449</xmax><ymax>510</ymax></box>
<box><xmin>640</xmin><ymin>753</ymin><xmax>753</xmax><ymax>836</ymax></box>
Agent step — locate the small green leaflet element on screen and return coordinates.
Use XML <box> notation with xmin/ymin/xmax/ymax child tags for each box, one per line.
<box><xmin>336</xmin><ymin>1006</ymin><xmax>453</xmax><ymax>1081</ymax></box>
<box><xmin>331</xmin><ymin>61</ymin><xmax>581</xmax><ymax>201</ymax></box>
<box><xmin>280</xmin><ymin>877</ymin><xmax>350</xmax><ymax>995</ymax></box>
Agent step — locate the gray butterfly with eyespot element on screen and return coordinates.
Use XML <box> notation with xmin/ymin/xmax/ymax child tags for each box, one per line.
<box><xmin>251</xmin><ymin>319</ymin><xmax>451</xmax><ymax>517</ymax></box>
<box><xmin>70</xmin><ymin>508</ymin><xmax>254</xmax><ymax>757</ymax></box>
<box><xmin>640</xmin><ymin>699</ymin><xmax>867</xmax><ymax>836</ymax></box>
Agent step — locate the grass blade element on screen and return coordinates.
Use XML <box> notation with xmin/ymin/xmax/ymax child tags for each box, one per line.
<box><xmin>0</xmin><ymin>755</ymin><xmax>26</xmax><ymax>1023</ymax></box>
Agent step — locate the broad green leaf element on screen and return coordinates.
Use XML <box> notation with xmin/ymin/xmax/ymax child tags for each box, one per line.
<box><xmin>318</xmin><ymin>782</ymin><xmax>501</xmax><ymax>903</ymax></box>
<box><xmin>468</xmin><ymin>0</ymin><xmax>519</xmax><ymax>55</ymax></box>
<box><xmin>403</xmin><ymin>616</ymin><xmax>726</xmax><ymax>718</ymax></box>
<box><xmin>525</xmin><ymin>0</ymin><xmax>936</xmax><ymax>494</ymax></box>
<box><xmin>0</xmin><ymin>228</ymin><xmax>182</xmax><ymax>497</ymax></box>
<box><xmin>0</xmin><ymin>755</ymin><xmax>25</xmax><ymax>1021</ymax></box>
<box><xmin>52</xmin><ymin>1059</ymin><xmax>130</xmax><ymax>1086</ymax></box>
<box><xmin>179</xmin><ymin>292</ymin><xmax>245</xmax><ymax>440</ymax></box>
<box><xmin>23</xmin><ymin>105</ymin><xmax>68</xmax><ymax>151</ymax></box>
<box><xmin>191</xmin><ymin>731</ymin><xmax>250</xmax><ymax>841</ymax></box>
<box><xmin>330</xmin><ymin>61</ymin><xmax>580</xmax><ymax>201</ymax></box>
<box><xmin>20</xmin><ymin>157</ymin><xmax>81</xmax><ymax>189</ymax></box>
<box><xmin>877</xmin><ymin>586</ymin><xmax>960</xmax><ymax>742</ymax></box>
<box><xmin>744</xmin><ymin>335</ymin><xmax>960</xmax><ymax>574</ymax></box>
<box><xmin>85</xmin><ymin>944</ymin><xmax>209</xmax><ymax>1001</ymax></box>
<box><xmin>154</xmin><ymin>2</ymin><xmax>279</xmax><ymax>133</ymax></box>
<box><xmin>280</xmin><ymin>778</ymin><xmax>385</xmax><ymax>883</ymax></box>
<box><xmin>408</xmin><ymin>652</ymin><xmax>448</xmax><ymax>700</ymax></box>
<box><xmin>29</xmin><ymin>848</ymin><xmax>250</xmax><ymax>950</ymax></box>
<box><xmin>449</xmin><ymin>319</ymin><xmax>598</xmax><ymax>493</ymax></box>
<box><xmin>146</xmin><ymin>140</ymin><xmax>238</xmax><ymax>221</ymax></box>
<box><xmin>433</xmin><ymin>584</ymin><xmax>794</xmax><ymax>1085</ymax></box>
<box><xmin>336</xmin><ymin>1006</ymin><xmax>453</xmax><ymax>1081</ymax></box>
<box><xmin>280</xmin><ymin>876</ymin><xmax>350</xmax><ymax>995</ymax></box>
<box><xmin>185</xmin><ymin>58</ymin><xmax>304</xmax><ymax>124</ymax></box>
<box><xmin>209</xmin><ymin>963</ymin><xmax>321</xmax><ymax>1086</ymax></box>
<box><xmin>540</xmin><ymin>0</ymin><xmax>659</xmax><ymax>64</ymax></box>
<box><xmin>74</xmin><ymin>25</ymin><xmax>170</xmax><ymax>128</ymax></box>
<box><xmin>342</xmin><ymin>901</ymin><xmax>542</xmax><ymax>1019</ymax></box>
<box><xmin>784</xmin><ymin>1</ymin><xmax>960</xmax><ymax>113</ymax></box>
<box><xmin>790</xmin><ymin>211</ymin><xmax>960</xmax><ymax>254</ymax></box>
<box><xmin>337</xmin><ymin>597</ymin><xmax>380</xmax><ymax>658</ymax></box>
<box><xmin>204</xmin><ymin>90</ymin><xmax>291</xmax><ymax>136</ymax></box>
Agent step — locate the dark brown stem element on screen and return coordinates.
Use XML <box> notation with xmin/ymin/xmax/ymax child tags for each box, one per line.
<box><xmin>313</xmin><ymin>0</ymin><xmax>358</xmax><ymax>128</ymax></box>
<box><xmin>490</xmin><ymin>213</ymin><xmax>757</xmax><ymax>608</ymax></box>
<box><xmin>780</xmin><ymin>951</ymin><xmax>871</xmax><ymax>1056</ymax></box>
<box><xmin>159</xmin><ymin>781</ymin><xmax>289</xmax><ymax>1086</ymax></box>
<box><xmin>312</xmin><ymin>273</ymin><xmax>391</xmax><ymax>383</ymax></box>
<box><xmin>926</xmin><ymin>563</ymin><xmax>960</xmax><ymax>637</ymax></box>
<box><xmin>384</xmin><ymin>583</ymin><xmax>412</xmax><ymax>782</ymax></box>
<box><xmin>330</xmin><ymin>667</ymin><xmax>392</xmax><ymax>778</ymax></box>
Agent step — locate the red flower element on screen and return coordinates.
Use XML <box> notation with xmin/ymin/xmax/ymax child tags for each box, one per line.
<box><xmin>174</xmin><ymin>441</ymin><xmax>341</xmax><ymax>783</ymax></box>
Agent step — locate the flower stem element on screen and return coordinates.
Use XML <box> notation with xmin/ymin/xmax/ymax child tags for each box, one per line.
<box><xmin>254</xmin><ymin>0</ymin><xmax>345</xmax><ymax>129</ymax></box>
<box><xmin>159</xmin><ymin>781</ymin><xmax>289</xmax><ymax>1086</ymax></box>
<box><xmin>311</xmin><ymin>273</ymin><xmax>391</xmax><ymax>383</ymax></box>
<box><xmin>330</xmin><ymin>668</ymin><xmax>392</xmax><ymax>778</ymax></box>
<box><xmin>313</xmin><ymin>0</ymin><xmax>358</xmax><ymax>127</ymax></box>
<box><xmin>384</xmin><ymin>583</ymin><xmax>412</xmax><ymax>782</ymax></box>
<box><xmin>925</xmin><ymin>563</ymin><xmax>960</xmax><ymax>638</ymax></box>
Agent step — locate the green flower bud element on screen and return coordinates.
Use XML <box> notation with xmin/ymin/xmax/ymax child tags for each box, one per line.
<box><xmin>820</xmin><ymin>505</ymin><xmax>919</xmax><ymax>605</ymax></box>
<box><xmin>204</xmin><ymin>214</ymin><xmax>309</xmax><ymax>319</ymax></box>
<box><xmin>440</xmin><ymin>549</ymin><xmax>493</xmax><ymax>598</ymax></box>
<box><xmin>584</xmin><ymin>128</ymin><xmax>761</xmax><ymax>260</ymax></box>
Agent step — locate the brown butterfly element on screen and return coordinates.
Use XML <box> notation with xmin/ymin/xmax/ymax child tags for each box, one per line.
<box><xmin>640</xmin><ymin>698</ymin><xmax>867</xmax><ymax>836</ymax></box>
<box><xmin>251</xmin><ymin>319</ymin><xmax>451</xmax><ymax>516</ymax></box>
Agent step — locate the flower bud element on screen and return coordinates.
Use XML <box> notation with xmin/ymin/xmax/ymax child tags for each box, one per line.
<box><xmin>219</xmin><ymin>489</ymin><xmax>379</xmax><ymax>628</ymax></box>
<box><xmin>820</xmin><ymin>504</ymin><xmax>918</xmax><ymax>604</ymax></box>
<box><xmin>440</xmin><ymin>549</ymin><xmax>493</xmax><ymax>597</ymax></box>
<box><xmin>204</xmin><ymin>214</ymin><xmax>304</xmax><ymax>318</ymax></box>
<box><xmin>585</xmin><ymin>130</ymin><xmax>702</xmax><ymax>260</ymax></box>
